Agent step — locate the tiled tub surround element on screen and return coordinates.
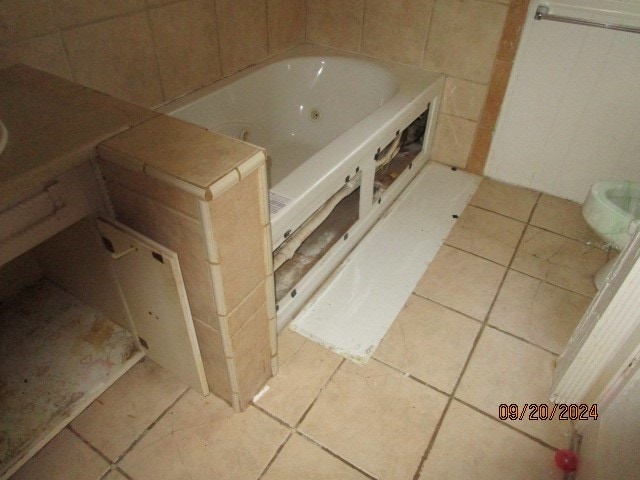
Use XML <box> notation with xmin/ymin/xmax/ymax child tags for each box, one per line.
<box><xmin>97</xmin><ymin>116</ymin><xmax>277</xmax><ymax>411</ymax></box>
<box><xmin>1</xmin><ymin>65</ymin><xmax>276</xmax><ymax>421</ymax></box>
<box><xmin>3</xmin><ymin>0</ymin><xmax>530</xmax><ymax>176</ymax></box>
<box><xmin>163</xmin><ymin>44</ymin><xmax>444</xmax><ymax>328</ymax></box>
<box><xmin>14</xmin><ymin>179</ymin><xmax>609</xmax><ymax>479</ymax></box>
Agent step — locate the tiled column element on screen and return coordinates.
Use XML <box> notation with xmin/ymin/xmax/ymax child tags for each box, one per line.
<box><xmin>200</xmin><ymin>155</ymin><xmax>277</xmax><ymax>410</ymax></box>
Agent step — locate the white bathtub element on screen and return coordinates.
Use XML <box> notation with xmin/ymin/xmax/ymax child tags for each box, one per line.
<box><xmin>161</xmin><ymin>44</ymin><xmax>444</xmax><ymax>326</ymax></box>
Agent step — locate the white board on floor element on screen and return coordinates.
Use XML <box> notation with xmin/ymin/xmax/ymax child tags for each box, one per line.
<box><xmin>290</xmin><ymin>163</ymin><xmax>480</xmax><ymax>364</ymax></box>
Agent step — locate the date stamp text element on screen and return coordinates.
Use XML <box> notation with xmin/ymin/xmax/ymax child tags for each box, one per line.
<box><xmin>498</xmin><ymin>403</ymin><xmax>598</xmax><ymax>421</ymax></box>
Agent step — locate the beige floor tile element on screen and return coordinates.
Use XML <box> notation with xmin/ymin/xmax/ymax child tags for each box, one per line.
<box><xmin>531</xmin><ymin>194</ymin><xmax>603</xmax><ymax>245</ymax></box>
<box><xmin>255</xmin><ymin>329</ymin><xmax>343</xmax><ymax>426</ymax></box>
<box><xmin>70</xmin><ymin>359</ymin><xmax>188</xmax><ymax>461</ymax></box>
<box><xmin>299</xmin><ymin>360</ymin><xmax>447</xmax><ymax>480</ymax></box>
<box><xmin>374</xmin><ymin>295</ymin><xmax>480</xmax><ymax>393</ymax></box>
<box><xmin>103</xmin><ymin>469</ymin><xmax>129</xmax><ymax>480</ymax></box>
<box><xmin>488</xmin><ymin>270</ymin><xmax>591</xmax><ymax>354</ymax></box>
<box><xmin>470</xmin><ymin>178</ymin><xmax>539</xmax><ymax>222</ymax></box>
<box><xmin>262</xmin><ymin>433</ymin><xmax>369</xmax><ymax>480</ymax></box>
<box><xmin>419</xmin><ymin>401</ymin><xmax>562</xmax><ymax>480</ymax></box>
<box><xmin>119</xmin><ymin>390</ymin><xmax>289</xmax><ymax>480</ymax></box>
<box><xmin>12</xmin><ymin>429</ymin><xmax>109</xmax><ymax>480</ymax></box>
<box><xmin>456</xmin><ymin>328</ymin><xmax>572</xmax><ymax>448</ymax></box>
<box><xmin>512</xmin><ymin>226</ymin><xmax>608</xmax><ymax>297</ymax></box>
<box><xmin>445</xmin><ymin>205</ymin><xmax>526</xmax><ymax>265</ymax></box>
<box><xmin>414</xmin><ymin>245</ymin><xmax>506</xmax><ymax>320</ymax></box>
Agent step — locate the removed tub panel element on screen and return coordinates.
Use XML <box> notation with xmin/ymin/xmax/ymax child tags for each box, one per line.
<box><xmin>96</xmin><ymin>217</ymin><xmax>209</xmax><ymax>396</ymax></box>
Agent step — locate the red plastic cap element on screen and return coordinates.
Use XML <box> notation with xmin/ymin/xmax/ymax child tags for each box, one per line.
<box><xmin>555</xmin><ymin>449</ymin><xmax>579</xmax><ymax>473</ymax></box>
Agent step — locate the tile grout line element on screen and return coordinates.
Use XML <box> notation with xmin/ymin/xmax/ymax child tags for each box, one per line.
<box><xmin>293</xmin><ymin>358</ymin><xmax>346</xmax><ymax>430</ymax></box>
<box><xmin>410</xmin><ymin>291</ymin><xmax>484</xmax><ymax>324</ymax></box>
<box><xmin>255</xmin><ymin>430</ymin><xmax>294</xmax><ymax>480</ymax></box>
<box><xmin>485</xmin><ymin>324</ymin><xmax>561</xmax><ymax>356</ymax></box>
<box><xmin>111</xmin><ymin>386</ymin><xmax>190</xmax><ymax>466</ymax></box>
<box><xmin>253</xmin><ymin>357</ymin><xmax>379</xmax><ymax>480</ymax></box>
<box><xmin>296</xmin><ymin>431</ymin><xmax>378</xmax><ymax>480</ymax></box>
<box><xmin>66</xmin><ymin>426</ymin><xmax>120</xmax><ymax>476</ymax></box>
<box><xmin>410</xmin><ymin>288</ymin><xmax>566</xmax><ymax>355</ymax></box>
<box><xmin>470</xmin><ymin>201</ymin><xmax>608</xmax><ymax>250</ymax></box>
<box><xmin>453</xmin><ymin>398</ymin><xmax>560</xmax><ymax>452</ymax></box>
<box><xmin>371</xmin><ymin>357</ymin><xmax>451</xmax><ymax>398</ymax></box>
<box><xmin>436</xmin><ymin>242</ymin><xmax>598</xmax><ymax>301</ymax></box>
<box><xmin>412</xmin><ymin>192</ymin><xmax>543</xmax><ymax>479</ymax></box>
<box><xmin>251</xmin><ymin>404</ymin><xmax>378</xmax><ymax>480</ymax></box>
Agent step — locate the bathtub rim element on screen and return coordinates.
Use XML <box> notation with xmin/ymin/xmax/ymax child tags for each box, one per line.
<box><xmin>159</xmin><ymin>44</ymin><xmax>445</xmax><ymax>247</ymax></box>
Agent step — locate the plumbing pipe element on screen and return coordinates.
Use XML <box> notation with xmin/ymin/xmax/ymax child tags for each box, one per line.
<box><xmin>273</xmin><ymin>175</ymin><xmax>361</xmax><ymax>271</ymax></box>
<box><xmin>375</xmin><ymin>133</ymin><xmax>402</xmax><ymax>171</ymax></box>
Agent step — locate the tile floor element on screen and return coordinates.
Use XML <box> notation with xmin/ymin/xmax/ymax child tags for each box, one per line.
<box><xmin>13</xmin><ymin>178</ymin><xmax>613</xmax><ymax>480</ymax></box>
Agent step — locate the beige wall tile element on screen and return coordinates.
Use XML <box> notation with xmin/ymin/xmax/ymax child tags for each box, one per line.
<box><xmin>12</xmin><ymin>429</ymin><xmax>110</xmax><ymax>480</ymax></box>
<box><xmin>193</xmin><ymin>318</ymin><xmax>232</xmax><ymax>402</ymax></box>
<box><xmin>0</xmin><ymin>34</ymin><xmax>72</xmax><ymax>80</ymax></box>
<box><xmin>421</xmin><ymin>401</ymin><xmax>563</xmax><ymax>480</ymax></box>
<box><xmin>456</xmin><ymin>327</ymin><xmax>572</xmax><ymax>448</ymax></box>
<box><xmin>466</xmin><ymin>125</ymin><xmax>493</xmax><ymax>175</ymax></box>
<box><xmin>423</xmin><ymin>0</ymin><xmax>508</xmax><ymax>83</ymax></box>
<box><xmin>512</xmin><ymin>226</ymin><xmax>608</xmax><ymax>297</ymax></box>
<box><xmin>445</xmin><ymin>205</ymin><xmax>525</xmax><ymax>265</ymax></box>
<box><xmin>497</xmin><ymin>2</ymin><xmax>529</xmax><ymax>62</ymax></box>
<box><xmin>119</xmin><ymin>391</ymin><xmax>289</xmax><ymax>480</ymax></box>
<box><xmin>470</xmin><ymin>178</ymin><xmax>539</xmax><ymax>222</ymax></box>
<box><xmin>50</xmin><ymin>0</ymin><xmax>145</xmax><ymax>29</ymax></box>
<box><xmin>66</xmin><ymin>87</ymin><xmax>158</xmax><ymax>126</ymax></box>
<box><xmin>63</xmin><ymin>12</ymin><xmax>163</xmax><ymax>107</ymax></box>
<box><xmin>230</xmin><ymin>303</ymin><xmax>272</xmax><ymax>408</ymax></box>
<box><xmin>0</xmin><ymin>0</ymin><xmax>56</xmax><ymax>45</ymax></box>
<box><xmin>300</xmin><ymin>360</ymin><xmax>448</xmax><ymax>479</ymax></box>
<box><xmin>0</xmin><ymin>63</ymin><xmax>83</xmax><ymax>97</ymax></box>
<box><xmin>209</xmin><ymin>169</ymin><xmax>267</xmax><ymax>311</ymax></box>
<box><xmin>224</xmin><ymin>279</ymin><xmax>267</xmax><ymax>336</ymax></box>
<box><xmin>101</xmin><ymin>115</ymin><xmax>260</xmax><ymax>190</ymax></box>
<box><xmin>361</xmin><ymin>0</ymin><xmax>434</xmax><ymax>66</ymax></box>
<box><xmin>306</xmin><ymin>0</ymin><xmax>365</xmax><ymax>52</ymax></box>
<box><xmin>107</xmin><ymin>182</ymin><xmax>218</xmax><ymax>326</ymax></box>
<box><xmin>263</xmin><ymin>433</ymin><xmax>369</xmax><ymax>480</ymax></box>
<box><xmin>215</xmin><ymin>0</ymin><xmax>269</xmax><ymax>76</ymax></box>
<box><xmin>374</xmin><ymin>295</ymin><xmax>480</xmax><ymax>393</ymax></box>
<box><xmin>489</xmin><ymin>270</ymin><xmax>591</xmax><ymax>354</ymax></box>
<box><xmin>530</xmin><ymin>194</ymin><xmax>603</xmax><ymax>245</ymax></box>
<box><xmin>414</xmin><ymin>245</ymin><xmax>506</xmax><ymax>321</ymax></box>
<box><xmin>441</xmin><ymin>77</ymin><xmax>488</xmax><ymax>121</ymax></box>
<box><xmin>267</xmin><ymin>0</ymin><xmax>306</xmax><ymax>55</ymax></box>
<box><xmin>99</xmin><ymin>159</ymin><xmax>200</xmax><ymax>219</ymax></box>
<box><xmin>149</xmin><ymin>0</ymin><xmax>222</xmax><ymax>101</ymax></box>
<box><xmin>255</xmin><ymin>329</ymin><xmax>342</xmax><ymax>426</ymax></box>
<box><xmin>431</xmin><ymin>113</ymin><xmax>477</xmax><ymax>168</ymax></box>
<box><xmin>71</xmin><ymin>360</ymin><xmax>187</xmax><ymax>461</ymax></box>
<box><xmin>479</xmin><ymin>59</ymin><xmax>512</xmax><ymax>129</ymax></box>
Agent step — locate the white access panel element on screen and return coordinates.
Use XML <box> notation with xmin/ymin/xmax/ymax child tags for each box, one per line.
<box><xmin>97</xmin><ymin>218</ymin><xmax>209</xmax><ymax>396</ymax></box>
<box><xmin>290</xmin><ymin>163</ymin><xmax>480</xmax><ymax>364</ymax></box>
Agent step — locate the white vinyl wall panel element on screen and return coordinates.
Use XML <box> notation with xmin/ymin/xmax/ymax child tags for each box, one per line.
<box><xmin>486</xmin><ymin>1</ymin><xmax>640</xmax><ymax>203</ymax></box>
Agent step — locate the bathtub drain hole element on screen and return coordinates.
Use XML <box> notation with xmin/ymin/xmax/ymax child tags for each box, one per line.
<box><xmin>309</xmin><ymin>108</ymin><xmax>321</xmax><ymax>121</ymax></box>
